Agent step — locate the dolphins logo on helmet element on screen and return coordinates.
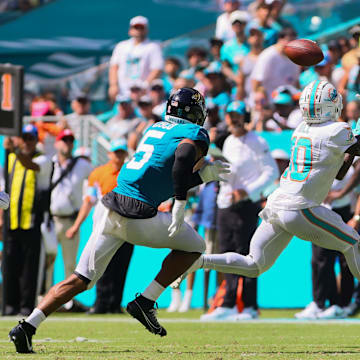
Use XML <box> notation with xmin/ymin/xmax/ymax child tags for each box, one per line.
<box><xmin>299</xmin><ymin>80</ymin><xmax>343</xmax><ymax>124</ymax></box>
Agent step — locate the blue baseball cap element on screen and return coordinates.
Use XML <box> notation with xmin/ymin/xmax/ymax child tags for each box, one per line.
<box><xmin>315</xmin><ymin>52</ymin><xmax>331</xmax><ymax>67</ymax></box>
<box><xmin>273</xmin><ymin>92</ymin><xmax>293</xmax><ymax>105</ymax></box>
<box><xmin>226</xmin><ymin>101</ymin><xmax>246</xmax><ymax>115</ymax></box>
<box><xmin>110</xmin><ymin>138</ymin><xmax>128</xmax><ymax>152</ymax></box>
<box><xmin>22</xmin><ymin>124</ymin><xmax>38</xmax><ymax>139</ymax></box>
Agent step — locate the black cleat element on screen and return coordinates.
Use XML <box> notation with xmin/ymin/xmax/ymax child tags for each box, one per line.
<box><xmin>9</xmin><ymin>319</ymin><xmax>36</xmax><ymax>353</ymax></box>
<box><xmin>127</xmin><ymin>294</ymin><xmax>167</xmax><ymax>337</ymax></box>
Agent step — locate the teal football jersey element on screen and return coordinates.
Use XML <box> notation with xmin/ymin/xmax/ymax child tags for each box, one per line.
<box><xmin>114</xmin><ymin>121</ymin><xmax>210</xmax><ymax>208</ymax></box>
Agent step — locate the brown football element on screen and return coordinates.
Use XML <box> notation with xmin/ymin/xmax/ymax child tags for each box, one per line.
<box><xmin>284</xmin><ymin>39</ymin><xmax>324</xmax><ymax>67</ymax></box>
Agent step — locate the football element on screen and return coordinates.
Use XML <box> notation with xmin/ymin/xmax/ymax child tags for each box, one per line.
<box><xmin>284</xmin><ymin>39</ymin><xmax>324</xmax><ymax>67</ymax></box>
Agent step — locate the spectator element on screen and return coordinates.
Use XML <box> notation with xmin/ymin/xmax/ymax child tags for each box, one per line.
<box><xmin>345</xmin><ymin>101</ymin><xmax>360</xmax><ymax>129</ymax></box>
<box><xmin>2</xmin><ymin>125</ymin><xmax>52</xmax><ymax>316</ymax></box>
<box><xmin>49</xmin><ymin>129</ymin><xmax>92</xmax><ymax>312</ymax></box>
<box><xmin>208</xmin><ymin>38</ymin><xmax>224</xmax><ymax>73</ymax></box>
<box><xmin>246</xmin><ymin>2</ymin><xmax>279</xmax><ymax>48</ymax></box>
<box><xmin>179</xmin><ymin>47</ymin><xmax>208</xmax><ymax>81</ymax></box>
<box><xmin>66</xmin><ymin>139</ymin><xmax>133</xmax><ymax>314</ymax></box>
<box><xmin>250</xmin><ymin>27</ymin><xmax>299</xmax><ymax>101</ymax></box>
<box><xmin>215</xmin><ymin>0</ymin><xmax>241</xmax><ymax>42</ymax></box>
<box><xmin>201</xmin><ymin>101</ymin><xmax>278</xmax><ymax>321</ymax></box>
<box><xmin>341</xmin><ymin>25</ymin><xmax>360</xmax><ymax>71</ymax></box>
<box><xmin>263</xmin><ymin>87</ymin><xmax>301</xmax><ymax>131</ymax></box>
<box><xmin>345</xmin><ymin>51</ymin><xmax>360</xmax><ymax>103</ymax></box>
<box><xmin>149</xmin><ymin>79</ymin><xmax>167</xmax><ymax>118</ymax></box>
<box><xmin>129</xmin><ymin>80</ymin><xmax>148</xmax><ymax>108</ymax></box>
<box><xmin>203</xmin><ymin>70</ymin><xmax>231</xmax><ymax>120</ymax></box>
<box><xmin>162</xmin><ymin>57</ymin><xmax>182</xmax><ymax>95</ymax></box>
<box><xmin>221</xmin><ymin>10</ymin><xmax>250</xmax><ymax>83</ymax></box>
<box><xmin>108</xmin><ymin>15</ymin><xmax>164</xmax><ymax>101</ymax></box>
<box><xmin>65</xmin><ymin>95</ymin><xmax>91</xmax><ymax>139</ymax></box>
<box><xmin>105</xmin><ymin>95</ymin><xmax>141</xmax><ymax>140</ymax></box>
<box><xmin>236</xmin><ymin>27</ymin><xmax>264</xmax><ymax>101</ymax></box>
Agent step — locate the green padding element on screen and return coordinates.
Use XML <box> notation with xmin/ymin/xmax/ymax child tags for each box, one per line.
<box><xmin>302</xmin><ymin>209</ymin><xmax>357</xmax><ymax>245</ymax></box>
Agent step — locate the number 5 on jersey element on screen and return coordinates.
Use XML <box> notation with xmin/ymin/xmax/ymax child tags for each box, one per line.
<box><xmin>126</xmin><ymin>130</ymin><xmax>165</xmax><ymax>170</ymax></box>
<box><xmin>282</xmin><ymin>136</ymin><xmax>312</xmax><ymax>182</ymax></box>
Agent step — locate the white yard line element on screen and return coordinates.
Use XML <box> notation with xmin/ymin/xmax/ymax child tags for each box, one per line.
<box><xmin>1</xmin><ymin>317</ymin><xmax>360</xmax><ymax>324</ymax></box>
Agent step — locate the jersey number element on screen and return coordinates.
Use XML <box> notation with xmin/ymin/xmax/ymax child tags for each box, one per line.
<box><xmin>126</xmin><ymin>130</ymin><xmax>165</xmax><ymax>170</ymax></box>
<box><xmin>282</xmin><ymin>136</ymin><xmax>312</xmax><ymax>182</ymax></box>
<box><xmin>1</xmin><ymin>73</ymin><xmax>13</xmax><ymax>111</ymax></box>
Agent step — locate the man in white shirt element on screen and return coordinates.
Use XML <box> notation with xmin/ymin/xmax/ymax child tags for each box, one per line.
<box><xmin>50</xmin><ymin>129</ymin><xmax>92</xmax><ymax>298</ymax></box>
<box><xmin>108</xmin><ymin>15</ymin><xmax>164</xmax><ymax>100</ymax></box>
<box><xmin>215</xmin><ymin>0</ymin><xmax>242</xmax><ymax>42</ymax></box>
<box><xmin>250</xmin><ymin>27</ymin><xmax>299</xmax><ymax>102</ymax></box>
<box><xmin>201</xmin><ymin>100</ymin><xmax>278</xmax><ymax>321</ymax></box>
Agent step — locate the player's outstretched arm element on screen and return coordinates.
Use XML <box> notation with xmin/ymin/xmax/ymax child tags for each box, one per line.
<box><xmin>336</xmin><ymin>153</ymin><xmax>355</xmax><ymax>180</ymax></box>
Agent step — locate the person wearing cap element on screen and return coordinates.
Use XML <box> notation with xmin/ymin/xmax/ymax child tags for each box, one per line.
<box><xmin>201</xmin><ymin>101</ymin><xmax>278</xmax><ymax>321</ymax></box>
<box><xmin>215</xmin><ymin>0</ymin><xmax>242</xmax><ymax>42</ymax></box>
<box><xmin>49</xmin><ymin>129</ymin><xmax>92</xmax><ymax>311</ymax></box>
<box><xmin>2</xmin><ymin>125</ymin><xmax>52</xmax><ymax>316</ymax></box>
<box><xmin>149</xmin><ymin>79</ymin><xmax>167</xmax><ymax>118</ymax></box>
<box><xmin>108</xmin><ymin>15</ymin><xmax>164</xmax><ymax>101</ymax></box>
<box><xmin>261</xmin><ymin>87</ymin><xmax>301</xmax><ymax>131</ymax></box>
<box><xmin>245</xmin><ymin>2</ymin><xmax>279</xmax><ymax>48</ymax></box>
<box><xmin>65</xmin><ymin>139</ymin><xmax>133</xmax><ymax>314</ymax></box>
<box><xmin>220</xmin><ymin>10</ymin><xmax>250</xmax><ymax>79</ymax></box>
<box><xmin>105</xmin><ymin>95</ymin><xmax>142</xmax><ymax>140</ymax></box>
<box><xmin>250</xmin><ymin>27</ymin><xmax>299</xmax><ymax>102</ymax></box>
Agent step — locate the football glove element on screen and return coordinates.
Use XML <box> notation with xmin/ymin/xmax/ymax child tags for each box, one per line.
<box><xmin>199</xmin><ymin>160</ymin><xmax>231</xmax><ymax>183</ymax></box>
<box><xmin>168</xmin><ymin>199</ymin><xmax>186</xmax><ymax>238</ymax></box>
<box><xmin>0</xmin><ymin>191</ymin><xmax>10</xmax><ymax>210</ymax></box>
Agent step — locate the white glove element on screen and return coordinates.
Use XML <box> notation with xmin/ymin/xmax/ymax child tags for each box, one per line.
<box><xmin>168</xmin><ymin>199</ymin><xmax>186</xmax><ymax>238</ymax></box>
<box><xmin>199</xmin><ymin>160</ymin><xmax>231</xmax><ymax>183</ymax></box>
<box><xmin>0</xmin><ymin>191</ymin><xmax>10</xmax><ymax>210</ymax></box>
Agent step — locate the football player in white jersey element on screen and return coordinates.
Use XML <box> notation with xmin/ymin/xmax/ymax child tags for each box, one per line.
<box><xmin>176</xmin><ymin>80</ymin><xmax>360</xmax><ymax>289</ymax></box>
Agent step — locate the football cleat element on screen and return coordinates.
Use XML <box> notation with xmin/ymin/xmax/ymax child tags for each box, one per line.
<box><xmin>127</xmin><ymin>294</ymin><xmax>167</xmax><ymax>337</ymax></box>
<box><xmin>9</xmin><ymin>319</ymin><xmax>36</xmax><ymax>354</ymax></box>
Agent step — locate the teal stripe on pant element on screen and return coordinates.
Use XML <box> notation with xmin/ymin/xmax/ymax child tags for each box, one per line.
<box><xmin>302</xmin><ymin>208</ymin><xmax>357</xmax><ymax>245</ymax></box>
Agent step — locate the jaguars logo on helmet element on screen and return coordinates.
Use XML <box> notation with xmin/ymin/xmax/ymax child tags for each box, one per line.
<box><xmin>165</xmin><ymin>88</ymin><xmax>207</xmax><ymax>126</ymax></box>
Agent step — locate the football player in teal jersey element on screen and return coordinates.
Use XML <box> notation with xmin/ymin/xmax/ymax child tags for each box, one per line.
<box><xmin>9</xmin><ymin>88</ymin><xmax>230</xmax><ymax>353</ymax></box>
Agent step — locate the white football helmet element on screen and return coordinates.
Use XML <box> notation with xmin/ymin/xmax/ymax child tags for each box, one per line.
<box><xmin>299</xmin><ymin>80</ymin><xmax>343</xmax><ymax>123</ymax></box>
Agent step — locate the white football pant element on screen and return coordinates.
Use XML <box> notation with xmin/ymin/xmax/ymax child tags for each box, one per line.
<box><xmin>75</xmin><ymin>202</ymin><xmax>205</xmax><ymax>288</ymax></box>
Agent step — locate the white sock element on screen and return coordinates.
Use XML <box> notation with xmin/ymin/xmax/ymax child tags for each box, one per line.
<box><xmin>26</xmin><ymin>308</ymin><xmax>46</xmax><ymax>329</ymax></box>
<box><xmin>142</xmin><ymin>280</ymin><xmax>165</xmax><ymax>301</ymax></box>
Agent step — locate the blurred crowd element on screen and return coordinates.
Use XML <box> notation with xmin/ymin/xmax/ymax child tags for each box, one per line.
<box><xmin>1</xmin><ymin>0</ymin><xmax>360</xmax><ymax>319</ymax></box>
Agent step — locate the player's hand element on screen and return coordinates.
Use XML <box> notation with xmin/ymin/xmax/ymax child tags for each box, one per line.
<box><xmin>3</xmin><ymin>137</ymin><xmax>15</xmax><ymax>152</ymax></box>
<box><xmin>65</xmin><ymin>225</ymin><xmax>79</xmax><ymax>239</ymax></box>
<box><xmin>199</xmin><ymin>160</ymin><xmax>231</xmax><ymax>183</ymax></box>
<box><xmin>324</xmin><ymin>190</ymin><xmax>342</xmax><ymax>204</ymax></box>
<box><xmin>0</xmin><ymin>191</ymin><xmax>10</xmax><ymax>210</ymax></box>
<box><xmin>168</xmin><ymin>199</ymin><xmax>186</xmax><ymax>237</ymax></box>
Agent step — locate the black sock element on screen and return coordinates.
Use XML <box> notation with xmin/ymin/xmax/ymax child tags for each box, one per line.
<box><xmin>137</xmin><ymin>294</ymin><xmax>155</xmax><ymax>308</ymax></box>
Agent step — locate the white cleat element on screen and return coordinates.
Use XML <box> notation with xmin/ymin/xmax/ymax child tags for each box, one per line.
<box><xmin>228</xmin><ymin>307</ymin><xmax>259</xmax><ymax>321</ymax></box>
<box><xmin>317</xmin><ymin>305</ymin><xmax>346</xmax><ymax>319</ymax></box>
<box><xmin>200</xmin><ymin>306</ymin><xmax>238</xmax><ymax>321</ymax></box>
<box><xmin>295</xmin><ymin>302</ymin><xmax>322</xmax><ymax>319</ymax></box>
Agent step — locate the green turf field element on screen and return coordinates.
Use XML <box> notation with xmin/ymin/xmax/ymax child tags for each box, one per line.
<box><xmin>2</xmin><ymin>310</ymin><xmax>360</xmax><ymax>359</ymax></box>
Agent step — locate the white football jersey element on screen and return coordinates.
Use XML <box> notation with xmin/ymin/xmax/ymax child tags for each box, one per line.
<box><xmin>267</xmin><ymin>120</ymin><xmax>356</xmax><ymax>210</ymax></box>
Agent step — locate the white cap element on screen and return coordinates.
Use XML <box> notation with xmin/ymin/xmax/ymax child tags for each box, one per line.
<box><xmin>230</xmin><ymin>10</ymin><xmax>250</xmax><ymax>24</ymax></box>
<box><xmin>130</xmin><ymin>15</ymin><xmax>149</xmax><ymax>27</ymax></box>
<box><xmin>271</xmin><ymin>149</ymin><xmax>290</xmax><ymax>160</ymax></box>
